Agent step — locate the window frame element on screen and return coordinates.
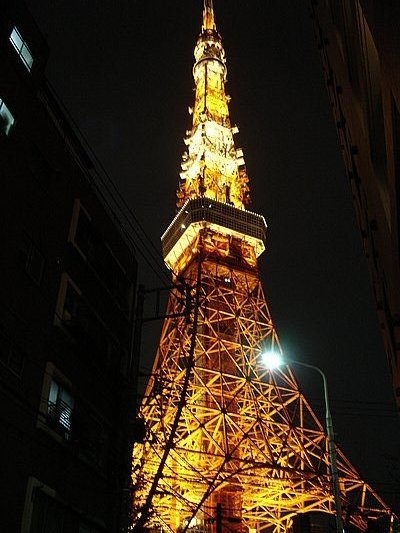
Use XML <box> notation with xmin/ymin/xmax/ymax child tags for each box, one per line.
<box><xmin>48</xmin><ymin>377</ymin><xmax>74</xmax><ymax>433</ymax></box>
<box><xmin>0</xmin><ymin>327</ymin><xmax>25</xmax><ymax>377</ymax></box>
<box><xmin>54</xmin><ymin>272</ymin><xmax>82</xmax><ymax>329</ymax></box>
<box><xmin>68</xmin><ymin>199</ymin><xmax>133</xmax><ymax>315</ymax></box>
<box><xmin>68</xmin><ymin>198</ymin><xmax>91</xmax><ymax>258</ymax></box>
<box><xmin>21</xmin><ymin>476</ymin><xmax>106</xmax><ymax>533</ymax></box>
<box><xmin>37</xmin><ymin>362</ymin><xmax>74</xmax><ymax>442</ymax></box>
<box><xmin>54</xmin><ymin>272</ymin><xmax>117</xmax><ymax>364</ymax></box>
<box><xmin>9</xmin><ymin>26</ymin><xmax>34</xmax><ymax>71</ymax></box>
<box><xmin>21</xmin><ymin>477</ymin><xmax>57</xmax><ymax>533</ymax></box>
<box><xmin>0</xmin><ymin>98</ymin><xmax>15</xmax><ymax>136</ymax></box>
<box><xmin>19</xmin><ymin>233</ymin><xmax>45</xmax><ymax>285</ymax></box>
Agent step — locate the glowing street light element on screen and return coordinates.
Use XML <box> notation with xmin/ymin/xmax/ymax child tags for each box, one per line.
<box><xmin>262</xmin><ymin>351</ymin><xmax>344</xmax><ymax>533</ymax></box>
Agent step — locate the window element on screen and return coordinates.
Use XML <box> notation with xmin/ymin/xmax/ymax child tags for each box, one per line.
<box><xmin>73</xmin><ymin>203</ymin><xmax>94</xmax><ymax>258</ymax></box>
<box><xmin>69</xmin><ymin>200</ymin><xmax>132</xmax><ymax>313</ymax></box>
<box><xmin>0</xmin><ymin>326</ymin><xmax>24</xmax><ymax>376</ymax></box>
<box><xmin>19</xmin><ymin>234</ymin><xmax>45</xmax><ymax>285</ymax></box>
<box><xmin>54</xmin><ymin>273</ymin><xmax>110</xmax><ymax>359</ymax></box>
<box><xmin>21</xmin><ymin>477</ymin><xmax>105</xmax><ymax>533</ymax></box>
<box><xmin>9</xmin><ymin>26</ymin><xmax>33</xmax><ymax>71</ymax></box>
<box><xmin>47</xmin><ymin>378</ymin><xmax>74</xmax><ymax>435</ymax></box>
<box><xmin>38</xmin><ymin>362</ymin><xmax>74</xmax><ymax>441</ymax></box>
<box><xmin>21</xmin><ymin>478</ymin><xmax>58</xmax><ymax>533</ymax></box>
<box><xmin>77</xmin><ymin>412</ymin><xmax>107</xmax><ymax>469</ymax></box>
<box><xmin>0</xmin><ymin>98</ymin><xmax>15</xmax><ymax>135</ymax></box>
<box><xmin>30</xmin><ymin>487</ymin><xmax>64</xmax><ymax>532</ymax></box>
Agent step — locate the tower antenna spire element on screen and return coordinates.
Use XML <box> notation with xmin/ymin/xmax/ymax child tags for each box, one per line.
<box><xmin>202</xmin><ymin>0</ymin><xmax>216</xmax><ymax>31</ymax></box>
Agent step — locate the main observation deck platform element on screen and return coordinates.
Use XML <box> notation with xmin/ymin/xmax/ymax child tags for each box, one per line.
<box><xmin>161</xmin><ymin>198</ymin><xmax>267</xmax><ymax>272</ymax></box>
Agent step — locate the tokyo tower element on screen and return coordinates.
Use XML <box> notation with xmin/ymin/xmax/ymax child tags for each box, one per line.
<box><xmin>131</xmin><ymin>2</ymin><xmax>394</xmax><ymax>532</ymax></box>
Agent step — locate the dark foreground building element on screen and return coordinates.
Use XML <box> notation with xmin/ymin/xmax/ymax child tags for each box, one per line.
<box><xmin>312</xmin><ymin>1</ymin><xmax>400</xmax><ymax>413</ymax></box>
<box><xmin>0</xmin><ymin>1</ymin><xmax>137</xmax><ymax>531</ymax></box>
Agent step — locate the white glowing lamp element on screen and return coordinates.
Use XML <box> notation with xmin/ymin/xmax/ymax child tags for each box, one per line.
<box><xmin>262</xmin><ymin>350</ymin><xmax>284</xmax><ymax>370</ymax></box>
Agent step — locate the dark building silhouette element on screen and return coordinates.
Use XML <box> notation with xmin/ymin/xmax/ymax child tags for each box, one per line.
<box><xmin>312</xmin><ymin>1</ymin><xmax>400</xmax><ymax>413</ymax></box>
<box><xmin>0</xmin><ymin>1</ymin><xmax>138</xmax><ymax>531</ymax></box>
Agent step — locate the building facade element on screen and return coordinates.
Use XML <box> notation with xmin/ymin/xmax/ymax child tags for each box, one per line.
<box><xmin>311</xmin><ymin>1</ymin><xmax>400</xmax><ymax>412</ymax></box>
<box><xmin>0</xmin><ymin>1</ymin><xmax>138</xmax><ymax>531</ymax></box>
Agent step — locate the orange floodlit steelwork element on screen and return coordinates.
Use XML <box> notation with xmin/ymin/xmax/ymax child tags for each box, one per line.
<box><xmin>131</xmin><ymin>2</ymin><xmax>394</xmax><ymax>532</ymax></box>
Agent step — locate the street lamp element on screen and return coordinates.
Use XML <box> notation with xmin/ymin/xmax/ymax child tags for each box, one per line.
<box><xmin>262</xmin><ymin>351</ymin><xmax>344</xmax><ymax>533</ymax></box>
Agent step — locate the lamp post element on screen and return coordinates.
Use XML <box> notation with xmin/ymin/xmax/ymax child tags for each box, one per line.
<box><xmin>263</xmin><ymin>352</ymin><xmax>344</xmax><ymax>533</ymax></box>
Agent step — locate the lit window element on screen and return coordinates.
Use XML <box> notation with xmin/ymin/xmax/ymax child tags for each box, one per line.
<box><xmin>48</xmin><ymin>378</ymin><xmax>74</xmax><ymax>435</ymax></box>
<box><xmin>0</xmin><ymin>98</ymin><xmax>15</xmax><ymax>135</ymax></box>
<box><xmin>9</xmin><ymin>26</ymin><xmax>33</xmax><ymax>71</ymax></box>
<box><xmin>38</xmin><ymin>362</ymin><xmax>74</xmax><ymax>441</ymax></box>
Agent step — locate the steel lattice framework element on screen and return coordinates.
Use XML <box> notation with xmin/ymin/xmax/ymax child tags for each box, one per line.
<box><xmin>131</xmin><ymin>2</ymin><xmax>395</xmax><ymax>532</ymax></box>
<box><xmin>132</xmin><ymin>243</ymin><xmax>392</xmax><ymax>532</ymax></box>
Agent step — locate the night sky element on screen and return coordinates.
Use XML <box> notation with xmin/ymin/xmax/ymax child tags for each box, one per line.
<box><xmin>25</xmin><ymin>0</ymin><xmax>400</xmax><ymax>511</ymax></box>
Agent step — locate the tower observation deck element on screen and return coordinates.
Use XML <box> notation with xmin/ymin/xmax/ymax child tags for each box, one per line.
<box><xmin>131</xmin><ymin>2</ymin><xmax>395</xmax><ymax>532</ymax></box>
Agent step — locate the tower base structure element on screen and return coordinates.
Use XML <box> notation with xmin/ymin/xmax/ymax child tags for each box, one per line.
<box><xmin>131</xmin><ymin>201</ymin><xmax>393</xmax><ymax>533</ymax></box>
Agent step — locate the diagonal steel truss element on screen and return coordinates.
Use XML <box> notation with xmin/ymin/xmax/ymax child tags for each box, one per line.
<box><xmin>131</xmin><ymin>243</ymin><xmax>393</xmax><ymax>533</ymax></box>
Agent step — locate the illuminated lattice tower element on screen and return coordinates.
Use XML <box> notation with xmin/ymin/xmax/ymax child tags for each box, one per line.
<box><xmin>131</xmin><ymin>2</ymin><xmax>393</xmax><ymax>532</ymax></box>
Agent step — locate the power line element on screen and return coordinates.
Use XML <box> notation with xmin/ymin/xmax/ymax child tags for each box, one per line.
<box><xmin>43</xmin><ymin>81</ymin><xmax>171</xmax><ymax>288</ymax></box>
